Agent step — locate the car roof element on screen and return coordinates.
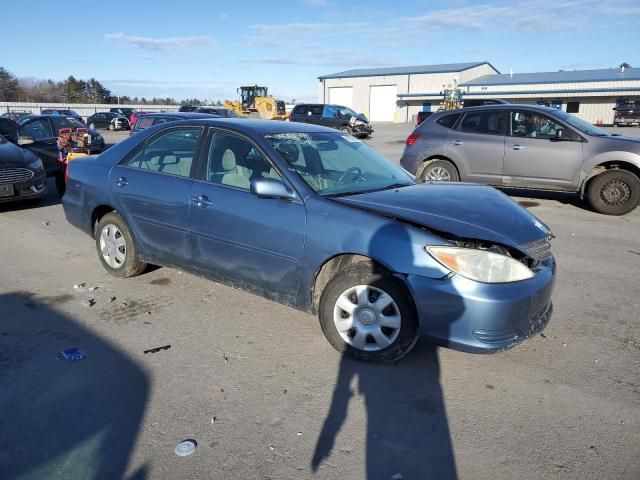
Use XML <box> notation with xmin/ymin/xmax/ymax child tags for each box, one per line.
<box><xmin>433</xmin><ymin>104</ymin><xmax>562</xmax><ymax>115</ymax></box>
<box><xmin>138</xmin><ymin>112</ymin><xmax>211</xmax><ymax>118</ymax></box>
<box><xmin>166</xmin><ymin>118</ymin><xmax>345</xmax><ymax>135</ymax></box>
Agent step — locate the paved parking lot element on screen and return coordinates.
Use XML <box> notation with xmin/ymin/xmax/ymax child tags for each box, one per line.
<box><xmin>1</xmin><ymin>123</ymin><xmax>639</xmax><ymax>479</ymax></box>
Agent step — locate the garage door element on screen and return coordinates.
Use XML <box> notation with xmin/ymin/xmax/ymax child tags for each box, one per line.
<box><xmin>328</xmin><ymin>87</ymin><xmax>353</xmax><ymax>108</ymax></box>
<box><xmin>369</xmin><ymin>85</ymin><xmax>397</xmax><ymax>122</ymax></box>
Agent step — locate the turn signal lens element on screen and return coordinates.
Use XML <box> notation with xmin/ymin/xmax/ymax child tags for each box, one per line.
<box><xmin>427</xmin><ymin>246</ymin><xmax>534</xmax><ymax>283</ymax></box>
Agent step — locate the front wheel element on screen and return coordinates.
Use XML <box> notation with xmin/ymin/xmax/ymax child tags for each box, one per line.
<box><xmin>95</xmin><ymin>212</ymin><xmax>147</xmax><ymax>277</ymax></box>
<box><xmin>339</xmin><ymin>125</ymin><xmax>352</xmax><ymax>135</ymax></box>
<box><xmin>319</xmin><ymin>264</ymin><xmax>419</xmax><ymax>363</ymax></box>
<box><xmin>587</xmin><ymin>169</ymin><xmax>640</xmax><ymax>215</ymax></box>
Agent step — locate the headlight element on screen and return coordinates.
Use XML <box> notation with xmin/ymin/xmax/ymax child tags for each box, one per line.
<box><xmin>426</xmin><ymin>246</ymin><xmax>534</xmax><ymax>283</ymax></box>
<box><xmin>27</xmin><ymin>157</ymin><xmax>43</xmax><ymax>171</ymax></box>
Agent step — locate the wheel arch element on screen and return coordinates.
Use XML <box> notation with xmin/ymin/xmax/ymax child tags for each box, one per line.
<box><xmin>310</xmin><ymin>253</ymin><xmax>417</xmax><ymax>315</ymax></box>
<box><xmin>91</xmin><ymin>204</ymin><xmax>116</xmax><ymax>238</ymax></box>
<box><xmin>580</xmin><ymin>161</ymin><xmax>640</xmax><ymax>198</ymax></box>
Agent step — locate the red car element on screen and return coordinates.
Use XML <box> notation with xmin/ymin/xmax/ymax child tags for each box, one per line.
<box><xmin>129</xmin><ymin>111</ymin><xmax>152</xmax><ymax>128</ymax></box>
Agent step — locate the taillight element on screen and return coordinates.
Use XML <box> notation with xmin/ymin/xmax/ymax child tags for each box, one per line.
<box><xmin>406</xmin><ymin>133</ymin><xmax>420</xmax><ymax>146</ymax></box>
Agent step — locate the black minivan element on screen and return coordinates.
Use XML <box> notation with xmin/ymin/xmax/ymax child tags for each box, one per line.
<box><xmin>289</xmin><ymin>104</ymin><xmax>373</xmax><ymax>138</ymax></box>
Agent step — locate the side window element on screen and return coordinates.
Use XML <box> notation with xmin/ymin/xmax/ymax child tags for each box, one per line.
<box><xmin>436</xmin><ymin>113</ymin><xmax>461</xmax><ymax>129</ymax></box>
<box><xmin>308</xmin><ymin>105</ymin><xmax>323</xmax><ymax>116</ymax></box>
<box><xmin>458</xmin><ymin>111</ymin><xmax>505</xmax><ymax>135</ymax></box>
<box><xmin>566</xmin><ymin>102</ymin><xmax>580</xmax><ymax>113</ymax></box>
<box><xmin>136</xmin><ymin>117</ymin><xmax>154</xmax><ymax>130</ymax></box>
<box><xmin>21</xmin><ymin>119</ymin><xmax>53</xmax><ymax>140</ymax></box>
<box><xmin>153</xmin><ymin>117</ymin><xmax>171</xmax><ymax>125</ymax></box>
<box><xmin>204</xmin><ymin>131</ymin><xmax>278</xmax><ymax>189</ymax></box>
<box><xmin>123</xmin><ymin>127</ymin><xmax>202</xmax><ymax>177</ymax></box>
<box><xmin>322</xmin><ymin>105</ymin><xmax>339</xmax><ymax>118</ymax></box>
<box><xmin>293</xmin><ymin>105</ymin><xmax>307</xmax><ymax>115</ymax></box>
<box><xmin>510</xmin><ymin>111</ymin><xmax>561</xmax><ymax>139</ymax></box>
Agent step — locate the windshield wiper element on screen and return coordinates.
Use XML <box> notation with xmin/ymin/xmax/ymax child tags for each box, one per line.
<box><xmin>327</xmin><ymin>183</ymin><xmax>412</xmax><ymax>198</ymax></box>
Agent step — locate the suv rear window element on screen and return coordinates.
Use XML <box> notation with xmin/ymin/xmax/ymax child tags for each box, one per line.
<box><xmin>458</xmin><ymin>110</ymin><xmax>505</xmax><ymax>135</ymax></box>
<box><xmin>436</xmin><ymin>113</ymin><xmax>460</xmax><ymax>129</ymax></box>
<box><xmin>292</xmin><ymin>105</ymin><xmax>307</xmax><ymax>115</ymax></box>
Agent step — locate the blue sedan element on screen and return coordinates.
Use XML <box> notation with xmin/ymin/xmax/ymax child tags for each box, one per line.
<box><xmin>62</xmin><ymin>118</ymin><xmax>555</xmax><ymax>363</ymax></box>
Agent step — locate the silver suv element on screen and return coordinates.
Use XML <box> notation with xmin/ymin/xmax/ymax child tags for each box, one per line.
<box><xmin>400</xmin><ymin>105</ymin><xmax>640</xmax><ymax>215</ymax></box>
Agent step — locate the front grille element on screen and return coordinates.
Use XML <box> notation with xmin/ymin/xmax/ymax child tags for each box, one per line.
<box><xmin>0</xmin><ymin>168</ymin><xmax>34</xmax><ymax>185</ymax></box>
<box><xmin>520</xmin><ymin>236</ymin><xmax>553</xmax><ymax>261</ymax></box>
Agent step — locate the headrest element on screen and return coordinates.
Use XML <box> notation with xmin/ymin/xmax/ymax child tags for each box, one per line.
<box><xmin>222</xmin><ymin>149</ymin><xmax>236</xmax><ymax>171</ymax></box>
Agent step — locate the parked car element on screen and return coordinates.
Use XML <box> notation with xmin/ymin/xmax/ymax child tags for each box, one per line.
<box><xmin>400</xmin><ymin>104</ymin><xmax>640</xmax><ymax>215</ymax></box>
<box><xmin>613</xmin><ymin>99</ymin><xmax>640</xmax><ymax>127</ymax></box>
<box><xmin>2</xmin><ymin>111</ymin><xmax>32</xmax><ymax>123</ymax></box>
<box><xmin>86</xmin><ymin>112</ymin><xmax>130</xmax><ymax>131</ymax></box>
<box><xmin>129</xmin><ymin>112</ymin><xmax>216</xmax><ymax>135</ymax></box>
<box><xmin>289</xmin><ymin>104</ymin><xmax>373</xmax><ymax>138</ymax></box>
<box><xmin>63</xmin><ymin>118</ymin><xmax>555</xmax><ymax>363</ymax></box>
<box><xmin>195</xmin><ymin>107</ymin><xmax>240</xmax><ymax>117</ymax></box>
<box><xmin>40</xmin><ymin>109</ymin><xmax>83</xmax><ymax>123</ymax></box>
<box><xmin>0</xmin><ymin>115</ymin><xmax>104</xmax><ymax>177</ymax></box>
<box><xmin>179</xmin><ymin>105</ymin><xmax>199</xmax><ymax>112</ymax></box>
<box><xmin>0</xmin><ymin>132</ymin><xmax>48</xmax><ymax>203</ymax></box>
<box><xmin>109</xmin><ymin>107</ymin><xmax>136</xmax><ymax>118</ymax></box>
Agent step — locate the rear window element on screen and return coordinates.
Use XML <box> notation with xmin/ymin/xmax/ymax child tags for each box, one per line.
<box><xmin>458</xmin><ymin>110</ymin><xmax>505</xmax><ymax>135</ymax></box>
<box><xmin>436</xmin><ymin>113</ymin><xmax>461</xmax><ymax>129</ymax></box>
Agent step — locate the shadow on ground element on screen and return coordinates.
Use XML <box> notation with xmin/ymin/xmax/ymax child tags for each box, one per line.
<box><xmin>0</xmin><ymin>292</ymin><xmax>149</xmax><ymax>480</ymax></box>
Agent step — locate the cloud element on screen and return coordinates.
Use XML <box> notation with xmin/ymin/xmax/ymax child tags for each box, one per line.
<box><xmin>105</xmin><ymin>32</ymin><xmax>214</xmax><ymax>52</ymax></box>
<box><xmin>245</xmin><ymin>50</ymin><xmax>393</xmax><ymax>67</ymax></box>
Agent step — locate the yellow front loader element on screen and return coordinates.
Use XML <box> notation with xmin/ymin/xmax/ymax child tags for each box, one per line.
<box><xmin>224</xmin><ymin>85</ymin><xmax>288</xmax><ymax>120</ymax></box>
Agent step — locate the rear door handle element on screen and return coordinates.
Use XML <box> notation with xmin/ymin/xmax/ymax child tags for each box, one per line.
<box><xmin>448</xmin><ymin>139</ymin><xmax>463</xmax><ymax>146</ymax></box>
<box><xmin>192</xmin><ymin>194</ymin><xmax>212</xmax><ymax>207</ymax></box>
<box><xmin>114</xmin><ymin>176</ymin><xmax>128</xmax><ymax>187</ymax></box>
<box><xmin>508</xmin><ymin>144</ymin><xmax>524</xmax><ymax>151</ymax></box>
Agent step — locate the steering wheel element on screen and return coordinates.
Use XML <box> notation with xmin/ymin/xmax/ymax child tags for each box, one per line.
<box><xmin>335</xmin><ymin>167</ymin><xmax>362</xmax><ymax>186</ymax></box>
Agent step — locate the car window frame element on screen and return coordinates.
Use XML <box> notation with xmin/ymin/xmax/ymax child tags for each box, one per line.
<box><xmin>307</xmin><ymin>105</ymin><xmax>323</xmax><ymax>117</ymax></box>
<box><xmin>118</xmin><ymin>125</ymin><xmax>206</xmax><ymax>179</ymax></box>
<box><xmin>455</xmin><ymin>109</ymin><xmax>506</xmax><ymax>136</ymax></box>
<box><xmin>292</xmin><ymin>105</ymin><xmax>308</xmax><ymax>116</ymax></box>
<box><xmin>193</xmin><ymin>126</ymin><xmax>299</xmax><ymax>199</ymax></box>
<box><xmin>20</xmin><ymin>117</ymin><xmax>54</xmax><ymax>140</ymax></box>
<box><xmin>507</xmin><ymin>109</ymin><xmax>583</xmax><ymax>142</ymax></box>
<box><xmin>435</xmin><ymin>112</ymin><xmax>462</xmax><ymax>129</ymax></box>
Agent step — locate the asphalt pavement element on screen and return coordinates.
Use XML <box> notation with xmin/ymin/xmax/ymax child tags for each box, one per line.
<box><xmin>0</xmin><ymin>123</ymin><xmax>638</xmax><ymax>480</ymax></box>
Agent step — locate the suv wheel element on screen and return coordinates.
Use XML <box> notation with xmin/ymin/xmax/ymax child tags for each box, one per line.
<box><xmin>417</xmin><ymin>160</ymin><xmax>459</xmax><ymax>182</ymax></box>
<box><xmin>318</xmin><ymin>264</ymin><xmax>419</xmax><ymax>363</ymax></box>
<box><xmin>587</xmin><ymin>169</ymin><xmax>640</xmax><ymax>215</ymax></box>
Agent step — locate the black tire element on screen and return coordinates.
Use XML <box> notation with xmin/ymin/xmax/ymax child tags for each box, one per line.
<box><xmin>55</xmin><ymin>172</ymin><xmax>66</xmax><ymax>197</ymax></box>
<box><xmin>95</xmin><ymin>212</ymin><xmax>147</xmax><ymax>277</ymax></box>
<box><xmin>587</xmin><ymin>169</ymin><xmax>640</xmax><ymax>215</ymax></box>
<box><xmin>339</xmin><ymin>125</ymin><xmax>352</xmax><ymax>135</ymax></box>
<box><xmin>417</xmin><ymin>159</ymin><xmax>460</xmax><ymax>182</ymax></box>
<box><xmin>318</xmin><ymin>264</ymin><xmax>419</xmax><ymax>363</ymax></box>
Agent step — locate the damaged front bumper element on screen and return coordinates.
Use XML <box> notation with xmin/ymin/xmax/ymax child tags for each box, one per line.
<box><xmin>406</xmin><ymin>256</ymin><xmax>556</xmax><ymax>353</ymax></box>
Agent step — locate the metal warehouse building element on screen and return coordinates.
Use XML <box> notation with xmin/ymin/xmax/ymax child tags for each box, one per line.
<box><xmin>318</xmin><ymin>63</ymin><xmax>640</xmax><ymax>125</ymax></box>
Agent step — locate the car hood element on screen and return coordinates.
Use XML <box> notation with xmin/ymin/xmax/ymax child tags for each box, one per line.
<box><xmin>335</xmin><ymin>183</ymin><xmax>552</xmax><ymax>250</ymax></box>
<box><xmin>0</xmin><ymin>140</ymin><xmax>36</xmax><ymax>167</ymax></box>
<box><xmin>602</xmin><ymin>134</ymin><xmax>640</xmax><ymax>145</ymax></box>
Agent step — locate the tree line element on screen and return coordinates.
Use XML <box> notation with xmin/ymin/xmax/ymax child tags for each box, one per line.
<box><xmin>0</xmin><ymin>67</ymin><xmax>214</xmax><ymax>106</ymax></box>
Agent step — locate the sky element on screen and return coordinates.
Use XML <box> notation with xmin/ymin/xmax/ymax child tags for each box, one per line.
<box><xmin>1</xmin><ymin>0</ymin><xmax>639</xmax><ymax>103</ymax></box>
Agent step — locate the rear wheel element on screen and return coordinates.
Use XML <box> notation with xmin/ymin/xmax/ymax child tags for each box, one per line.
<box><xmin>95</xmin><ymin>212</ymin><xmax>147</xmax><ymax>277</ymax></box>
<box><xmin>417</xmin><ymin>159</ymin><xmax>459</xmax><ymax>182</ymax></box>
<box><xmin>587</xmin><ymin>169</ymin><xmax>640</xmax><ymax>215</ymax></box>
<box><xmin>319</xmin><ymin>264</ymin><xmax>419</xmax><ymax>363</ymax></box>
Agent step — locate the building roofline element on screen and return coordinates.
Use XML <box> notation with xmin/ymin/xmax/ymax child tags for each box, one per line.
<box><xmin>318</xmin><ymin>61</ymin><xmax>499</xmax><ymax>80</ymax></box>
<box><xmin>398</xmin><ymin>86</ymin><xmax>640</xmax><ymax>99</ymax></box>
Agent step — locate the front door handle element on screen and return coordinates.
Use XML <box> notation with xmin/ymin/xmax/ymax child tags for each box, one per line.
<box><xmin>449</xmin><ymin>139</ymin><xmax>463</xmax><ymax>146</ymax></box>
<box><xmin>192</xmin><ymin>194</ymin><xmax>212</xmax><ymax>208</ymax></box>
<box><xmin>508</xmin><ymin>144</ymin><xmax>524</xmax><ymax>151</ymax></box>
<box><xmin>114</xmin><ymin>176</ymin><xmax>128</xmax><ymax>187</ymax></box>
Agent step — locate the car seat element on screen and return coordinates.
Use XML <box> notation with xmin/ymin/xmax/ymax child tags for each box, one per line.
<box><xmin>220</xmin><ymin>149</ymin><xmax>250</xmax><ymax>189</ymax></box>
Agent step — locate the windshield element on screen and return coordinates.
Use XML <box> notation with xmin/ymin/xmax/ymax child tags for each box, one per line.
<box><xmin>338</xmin><ymin>106</ymin><xmax>358</xmax><ymax>118</ymax></box>
<box><xmin>553</xmin><ymin>110</ymin><xmax>609</xmax><ymax>136</ymax></box>
<box><xmin>51</xmin><ymin>117</ymin><xmax>85</xmax><ymax>130</ymax></box>
<box><xmin>265</xmin><ymin>132</ymin><xmax>414</xmax><ymax>196</ymax></box>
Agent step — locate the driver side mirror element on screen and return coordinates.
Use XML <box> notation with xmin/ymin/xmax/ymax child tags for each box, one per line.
<box><xmin>250</xmin><ymin>178</ymin><xmax>295</xmax><ymax>200</ymax></box>
<box><xmin>18</xmin><ymin>135</ymin><xmax>35</xmax><ymax>146</ymax></box>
